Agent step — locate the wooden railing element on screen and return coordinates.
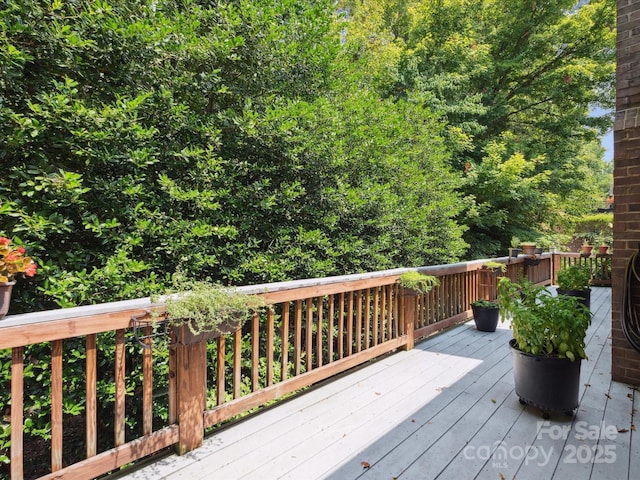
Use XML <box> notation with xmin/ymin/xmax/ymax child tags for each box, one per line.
<box><xmin>0</xmin><ymin>255</ymin><xmax>553</xmax><ymax>480</ymax></box>
<box><xmin>554</xmin><ymin>252</ymin><xmax>613</xmax><ymax>287</ymax></box>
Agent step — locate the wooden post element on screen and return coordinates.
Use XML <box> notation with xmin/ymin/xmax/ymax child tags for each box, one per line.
<box><xmin>402</xmin><ymin>292</ymin><xmax>416</xmax><ymax>351</ymax></box>
<box><xmin>175</xmin><ymin>340</ymin><xmax>207</xmax><ymax>455</ymax></box>
<box><xmin>552</xmin><ymin>253</ymin><xmax>562</xmax><ymax>285</ymax></box>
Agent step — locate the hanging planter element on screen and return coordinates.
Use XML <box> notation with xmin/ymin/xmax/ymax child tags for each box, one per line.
<box><xmin>152</xmin><ymin>280</ymin><xmax>269</xmax><ymax>346</ymax></box>
<box><xmin>0</xmin><ymin>281</ymin><xmax>16</xmax><ymax>320</ymax></box>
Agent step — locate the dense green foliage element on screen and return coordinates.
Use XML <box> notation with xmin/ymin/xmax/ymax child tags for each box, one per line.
<box><xmin>342</xmin><ymin>0</ymin><xmax>615</xmax><ymax>256</ymax></box>
<box><xmin>1</xmin><ymin>0</ymin><xmax>469</xmax><ymax>313</ymax></box>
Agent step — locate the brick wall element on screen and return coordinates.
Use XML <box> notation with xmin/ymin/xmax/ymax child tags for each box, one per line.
<box><xmin>612</xmin><ymin>0</ymin><xmax>640</xmax><ymax>385</ymax></box>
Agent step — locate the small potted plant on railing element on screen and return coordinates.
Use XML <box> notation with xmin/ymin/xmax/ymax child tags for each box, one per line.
<box><xmin>482</xmin><ymin>261</ymin><xmax>507</xmax><ymax>275</ymax></box>
<box><xmin>398</xmin><ymin>270</ymin><xmax>440</xmax><ymax>296</ymax></box>
<box><xmin>471</xmin><ymin>299</ymin><xmax>500</xmax><ymax>332</ymax></box>
<box><xmin>0</xmin><ymin>236</ymin><xmax>37</xmax><ymax>319</ymax></box>
<box><xmin>520</xmin><ymin>242</ymin><xmax>537</xmax><ymax>256</ymax></box>
<box><xmin>556</xmin><ymin>263</ymin><xmax>591</xmax><ymax>309</ymax></box>
<box><xmin>156</xmin><ymin>279</ymin><xmax>268</xmax><ymax>345</ymax></box>
<box><xmin>497</xmin><ymin>276</ymin><xmax>592</xmax><ymax>417</ymax></box>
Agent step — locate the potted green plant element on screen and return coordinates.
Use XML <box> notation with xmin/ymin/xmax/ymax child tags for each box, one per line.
<box><xmin>471</xmin><ymin>299</ymin><xmax>500</xmax><ymax>332</ymax></box>
<box><xmin>157</xmin><ymin>279</ymin><xmax>268</xmax><ymax>345</ymax></box>
<box><xmin>398</xmin><ymin>270</ymin><xmax>440</xmax><ymax>296</ymax></box>
<box><xmin>556</xmin><ymin>263</ymin><xmax>591</xmax><ymax>309</ymax></box>
<box><xmin>0</xmin><ymin>236</ymin><xmax>37</xmax><ymax>319</ymax></box>
<box><xmin>497</xmin><ymin>277</ymin><xmax>592</xmax><ymax>416</ymax></box>
<box><xmin>508</xmin><ymin>237</ymin><xmax>522</xmax><ymax>258</ymax></box>
<box><xmin>482</xmin><ymin>261</ymin><xmax>507</xmax><ymax>275</ymax></box>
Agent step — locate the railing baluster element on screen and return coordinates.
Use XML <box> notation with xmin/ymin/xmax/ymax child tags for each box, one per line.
<box><xmin>251</xmin><ymin>312</ymin><xmax>259</xmax><ymax>391</ymax></box>
<box><xmin>364</xmin><ymin>289</ymin><xmax>371</xmax><ymax>348</ymax></box>
<box><xmin>11</xmin><ymin>346</ymin><xmax>24</xmax><ymax>480</ymax></box>
<box><xmin>143</xmin><ymin>327</ymin><xmax>153</xmax><ymax>436</ymax></box>
<box><xmin>372</xmin><ymin>289</ymin><xmax>379</xmax><ymax>346</ymax></box>
<box><xmin>281</xmin><ymin>302</ymin><xmax>290</xmax><ymax>381</ymax></box>
<box><xmin>316</xmin><ymin>297</ymin><xmax>323</xmax><ymax>368</ymax></box>
<box><xmin>328</xmin><ymin>295</ymin><xmax>335</xmax><ymax>362</ymax></box>
<box><xmin>294</xmin><ymin>300</ymin><xmax>302</xmax><ymax>375</ymax></box>
<box><xmin>347</xmin><ymin>292</ymin><xmax>354</xmax><ymax>356</ymax></box>
<box><xmin>267</xmin><ymin>308</ymin><xmax>275</xmax><ymax>385</ymax></box>
<box><xmin>115</xmin><ymin>329</ymin><xmax>126</xmax><ymax>447</ymax></box>
<box><xmin>51</xmin><ymin>339</ymin><xmax>63</xmax><ymax>471</ymax></box>
<box><xmin>306</xmin><ymin>298</ymin><xmax>313</xmax><ymax>370</ymax></box>
<box><xmin>86</xmin><ymin>334</ymin><xmax>97</xmax><ymax>457</ymax></box>
<box><xmin>216</xmin><ymin>336</ymin><xmax>225</xmax><ymax>406</ymax></box>
<box><xmin>234</xmin><ymin>329</ymin><xmax>242</xmax><ymax>398</ymax></box>
<box><xmin>355</xmin><ymin>291</ymin><xmax>362</xmax><ymax>352</ymax></box>
<box><xmin>338</xmin><ymin>293</ymin><xmax>345</xmax><ymax>358</ymax></box>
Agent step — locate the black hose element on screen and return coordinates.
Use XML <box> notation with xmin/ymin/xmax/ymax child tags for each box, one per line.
<box><xmin>622</xmin><ymin>248</ymin><xmax>640</xmax><ymax>352</ymax></box>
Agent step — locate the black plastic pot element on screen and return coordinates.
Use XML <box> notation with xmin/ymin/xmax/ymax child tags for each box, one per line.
<box><xmin>471</xmin><ymin>304</ymin><xmax>500</xmax><ymax>332</ymax></box>
<box><xmin>556</xmin><ymin>287</ymin><xmax>591</xmax><ymax>310</ymax></box>
<box><xmin>510</xmin><ymin>339</ymin><xmax>581</xmax><ymax>415</ymax></box>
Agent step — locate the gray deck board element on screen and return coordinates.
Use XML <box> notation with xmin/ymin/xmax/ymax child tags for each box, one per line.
<box><xmin>120</xmin><ymin>287</ymin><xmax>638</xmax><ymax>480</ymax></box>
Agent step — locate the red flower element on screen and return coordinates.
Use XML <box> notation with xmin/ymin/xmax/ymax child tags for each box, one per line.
<box><xmin>24</xmin><ymin>262</ymin><xmax>37</xmax><ymax>277</ymax></box>
<box><xmin>0</xmin><ymin>237</ymin><xmax>10</xmax><ymax>245</ymax></box>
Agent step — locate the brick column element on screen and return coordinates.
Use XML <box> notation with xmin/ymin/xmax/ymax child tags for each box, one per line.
<box><xmin>612</xmin><ymin>0</ymin><xmax>640</xmax><ymax>385</ymax></box>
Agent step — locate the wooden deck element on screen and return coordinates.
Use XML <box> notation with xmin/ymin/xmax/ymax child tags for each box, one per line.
<box><xmin>119</xmin><ymin>287</ymin><xmax>639</xmax><ymax>480</ymax></box>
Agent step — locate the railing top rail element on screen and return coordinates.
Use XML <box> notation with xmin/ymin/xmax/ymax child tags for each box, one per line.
<box><xmin>0</xmin><ymin>254</ymin><xmax>542</xmax><ymax>347</ymax></box>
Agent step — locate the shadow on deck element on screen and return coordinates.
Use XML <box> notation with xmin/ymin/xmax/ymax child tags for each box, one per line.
<box><xmin>120</xmin><ymin>287</ymin><xmax>638</xmax><ymax>480</ymax></box>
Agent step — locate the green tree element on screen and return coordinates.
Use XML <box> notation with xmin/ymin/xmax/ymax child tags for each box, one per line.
<box><xmin>343</xmin><ymin>0</ymin><xmax>615</xmax><ymax>256</ymax></box>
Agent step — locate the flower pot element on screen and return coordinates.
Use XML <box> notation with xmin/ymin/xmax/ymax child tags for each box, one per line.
<box><xmin>510</xmin><ymin>339</ymin><xmax>581</xmax><ymax>415</ymax></box>
<box><xmin>471</xmin><ymin>304</ymin><xmax>500</xmax><ymax>332</ymax></box>
<box><xmin>0</xmin><ymin>281</ymin><xmax>16</xmax><ymax>320</ymax></box>
<box><xmin>508</xmin><ymin>248</ymin><xmax>521</xmax><ymax>258</ymax></box>
<box><xmin>598</xmin><ymin>245</ymin><xmax>610</xmax><ymax>255</ymax></box>
<box><xmin>171</xmin><ymin>316</ymin><xmax>243</xmax><ymax>345</ymax></box>
<box><xmin>520</xmin><ymin>244</ymin><xmax>537</xmax><ymax>256</ymax></box>
<box><xmin>556</xmin><ymin>287</ymin><xmax>591</xmax><ymax>310</ymax></box>
<box><xmin>581</xmin><ymin>245</ymin><xmax>593</xmax><ymax>257</ymax></box>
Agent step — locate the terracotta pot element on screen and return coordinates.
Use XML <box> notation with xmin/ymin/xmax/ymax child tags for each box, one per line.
<box><xmin>520</xmin><ymin>244</ymin><xmax>537</xmax><ymax>256</ymax></box>
<box><xmin>598</xmin><ymin>245</ymin><xmax>609</xmax><ymax>255</ymax></box>
<box><xmin>581</xmin><ymin>245</ymin><xmax>593</xmax><ymax>256</ymax></box>
<box><xmin>0</xmin><ymin>281</ymin><xmax>16</xmax><ymax>320</ymax></box>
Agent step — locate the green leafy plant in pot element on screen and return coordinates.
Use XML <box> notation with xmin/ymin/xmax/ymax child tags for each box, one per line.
<box><xmin>556</xmin><ymin>263</ymin><xmax>591</xmax><ymax>309</ymax></box>
<box><xmin>156</xmin><ymin>279</ymin><xmax>268</xmax><ymax>345</ymax></box>
<box><xmin>497</xmin><ymin>276</ymin><xmax>592</xmax><ymax>416</ymax></box>
<box><xmin>398</xmin><ymin>271</ymin><xmax>440</xmax><ymax>296</ymax></box>
<box><xmin>471</xmin><ymin>299</ymin><xmax>500</xmax><ymax>332</ymax></box>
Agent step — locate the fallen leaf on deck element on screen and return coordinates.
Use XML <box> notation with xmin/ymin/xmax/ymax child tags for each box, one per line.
<box><xmin>628</xmin><ymin>393</ymin><xmax>633</xmax><ymax>399</ymax></box>
<box><xmin>361</xmin><ymin>461</ymin><xmax>370</xmax><ymax>469</ymax></box>
<box><xmin>499</xmin><ymin>473</ymin><xmax>506</xmax><ymax>480</ymax></box>
<box><xmin>605</xmin><ymin>393</ymin><xmax>611</xmax><ymax>399</ymax></box>
<box><xmin>618</xmin><ymin>427</ymin><xmax>629</xmax><ymax>433</ymax></box>
<box><xmin>584</xmin><ymin>383</ymin><xmax>591</xmax><ymax>387</ymax></box>
<box><xmin>491</xmin><ymin>398</ymin><xmax>496</xmax><ymax>403</ymax></box>
<box><xmin>632</xmin><ymin>424</ymin><xmax>636</xmax><ymax>431</ymax></box>
<box><xmin>375</xmin><ymin>392</ymin><xmax>381</xmax><ymax>396</ymax></box>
